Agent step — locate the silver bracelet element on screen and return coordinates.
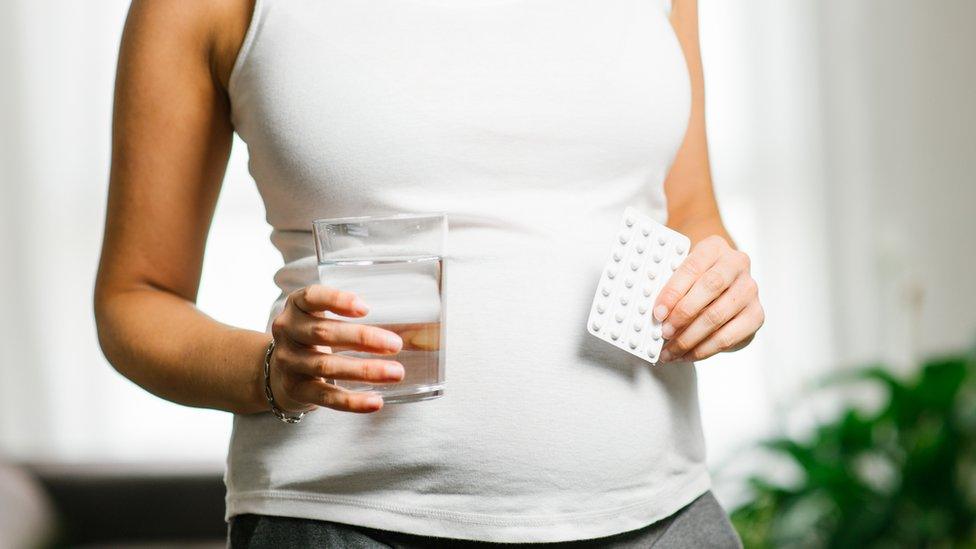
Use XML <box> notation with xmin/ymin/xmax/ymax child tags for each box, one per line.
<box><xmin>263</xmin><ymin>338</ymin><xmax>307</xmax><ymax>424</ymax></box>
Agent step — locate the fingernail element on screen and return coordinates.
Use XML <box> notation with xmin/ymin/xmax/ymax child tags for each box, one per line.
<box><xmin>384</xmin><ymin>333</ymin><xmax>403</xmax><ymax>351</ymax></box>
<box><xmin>660</xmin><ymin>350</ymin><xmax>673</xmax><ymax>363</ymax></box>
<box><xmin>662</xmin><ymin>322</ymin><xmax>675</xmax><ymax>339</ymax></box>
<box><xmin>351</xmin><ymin>297</ymin><xmax>369</xmax><ymax>315</ymax></box>
<box><xmin>654</xmin><ymin>305</ymin><xmax>669</xmax><ymax>321</ymax></box>
<box><xmin>365</xmin><ymin>395</ymin><xmax>383</xmax><ymax>408</ymax></box>
<box><xmin>384</xmin><ymin>363</ymin><xmax>405</xmax><ymax>379</ymax></box>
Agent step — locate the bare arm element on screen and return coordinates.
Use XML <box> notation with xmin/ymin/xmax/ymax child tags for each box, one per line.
<box><xmin>94</xmin><ymin>0</ymin><xmax>271</xmax><ymax>414</ymax></box>
<box><xmin>653</xmin><ymin>0</ymin><xmax>765</xmax><ymax>362</ymax></box>
<box><xmin>94</xmin><ymin>0</ymin><xmax>403</xmax><ymax>415</ymax></box>
<box><xmin>664</xmin><ymin>0</ymin><xmax>729</xmax><ymax>246</ymax></box>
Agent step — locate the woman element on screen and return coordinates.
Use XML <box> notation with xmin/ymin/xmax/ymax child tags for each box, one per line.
<box><xmin>95</xmin><ymin>0</ymin><xmax>763</xmax><ymax>546</ymax></box>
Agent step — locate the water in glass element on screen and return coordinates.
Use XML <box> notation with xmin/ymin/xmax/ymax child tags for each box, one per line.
<box><xmin>318</xmin><ymin>254</ymin><xmax>444</xmax><ymax>403</ymax></box>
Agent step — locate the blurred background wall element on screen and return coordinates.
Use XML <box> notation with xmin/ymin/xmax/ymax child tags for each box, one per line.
<box><xmin>0</xmin><ymin>0</ymin><xmax>973</xmax><ymax>539</ymax></box>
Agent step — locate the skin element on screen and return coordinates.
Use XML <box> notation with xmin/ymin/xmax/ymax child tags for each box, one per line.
<box><xmin>658</xmin><ymin>0</ymin><xmax>765</xmax><ymax>363</ymax></box>
<box><xmin>94</xmin><ymin>0</ymin><xmax>762</xmax><ymax>418</ymax></box>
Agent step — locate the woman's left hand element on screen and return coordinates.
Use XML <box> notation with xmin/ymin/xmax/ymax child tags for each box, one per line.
<box><xmin>653</xmin><ymin>235</ymin><xmax>764</xmax><ymax>363</ymax></box>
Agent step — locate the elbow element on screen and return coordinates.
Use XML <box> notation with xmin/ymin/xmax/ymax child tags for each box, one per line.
<box><xmin>93</xmin><ymin>281</ymin><xmax>127</xmax><ymax>375</ymax></box>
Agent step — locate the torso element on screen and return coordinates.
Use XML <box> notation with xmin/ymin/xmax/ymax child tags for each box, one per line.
<box><xmin>221</xmin><ymin>0</ymin><xmax>709</xmax><ymax>543</ymax></box>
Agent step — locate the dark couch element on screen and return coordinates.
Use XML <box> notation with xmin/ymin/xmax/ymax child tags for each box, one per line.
<box><xmin>7</xmin><ymin>462</ymin><xmax>226</xmax><ymax>547</ymax></box>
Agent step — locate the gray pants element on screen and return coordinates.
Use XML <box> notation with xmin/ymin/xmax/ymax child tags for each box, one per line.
<box><xmin>229</xmin><ymin>491</ymin><xmax>742</xmax><ymax>548</ymax></box>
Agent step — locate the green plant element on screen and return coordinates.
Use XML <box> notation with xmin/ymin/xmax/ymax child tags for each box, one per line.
<box><xmin>731</xmin><ymin>345</ymin><xmax>976</xmax><ymax>548</ymax></box>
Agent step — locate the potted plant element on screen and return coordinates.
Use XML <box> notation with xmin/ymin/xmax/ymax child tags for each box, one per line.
<box><xmin>731</xmin><ymin>345</ymin><xmax>976</xmax><ymax>548</ymax></box>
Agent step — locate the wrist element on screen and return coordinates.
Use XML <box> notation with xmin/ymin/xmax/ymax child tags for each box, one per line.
<box><xmin>262</xmin><ymin>338</ymin><xmax>313</xmax><ymax>423</ymax></box>
<box><xmin>669</xmin><ymin>213</ymin><xmax>733</xmax><ymax>249</ymax></box>
<box><xmin>233</xmin><ymin>331</ymin><xmax>278</xmax><ymax>415</ymax></box>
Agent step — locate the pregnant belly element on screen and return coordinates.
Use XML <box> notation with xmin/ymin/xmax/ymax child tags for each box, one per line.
<box><xmin>235</xmin><ymin>221</ymin><xmax>704</xmax><ymax>511</ymax></box>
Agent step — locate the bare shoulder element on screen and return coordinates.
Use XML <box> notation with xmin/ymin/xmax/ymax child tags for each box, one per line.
<box><xmin>122</xmin><ymin>0</ymin><xmax>255</xmax><ymax>91</ymax></box>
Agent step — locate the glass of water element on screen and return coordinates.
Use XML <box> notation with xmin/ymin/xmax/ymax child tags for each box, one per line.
<box><xmin>312</xmin><ymin>213</ymin><xmax>447</xmax><ymax>404</ymax></box>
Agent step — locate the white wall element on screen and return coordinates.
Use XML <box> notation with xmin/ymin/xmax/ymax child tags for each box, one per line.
<box><xmin>0</xmin><ymin>1</ymin><xmax>279</xmax><ymax>465</ymax></box>
<box><xmin>696</xmin><ymin>0</ymin><xmax>976</xmax><ymax>502</ymax></box>
<box><xmin>816</xmin><ymin>0</ymin><xmax>976</xmax><ymax>371</ymax></box>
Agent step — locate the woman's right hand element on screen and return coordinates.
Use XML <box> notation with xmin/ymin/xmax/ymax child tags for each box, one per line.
<box><xmin>268</xmin><ymin>284</ymin><xmax>405</xmax><ymax>414</ymax></box>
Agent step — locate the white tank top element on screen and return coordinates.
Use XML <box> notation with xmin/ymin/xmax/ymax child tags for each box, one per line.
<box><xmin>225</xmin><ymin>0</ymin><xmax>709</xmax><ymax>542</ymax></box>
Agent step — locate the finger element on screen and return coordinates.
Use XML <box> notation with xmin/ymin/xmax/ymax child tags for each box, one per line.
<box><xmin>663</xmin><ymin>301</ymin><xmax>764</xmax><ymax>363</ymax></box>
<box><xmin>653</xmin><ymin>236</ymin><xmax>725</xmax><ymax>322</ymax></box>
<box><xmin>663</xmin><ymin>275</ymin><xmax>757</xmax><ymax>357</ymax></box>
<box><xmin>284</xmin><ymin>352</ymin><xmax>405</xmax><ymax>383</ymax></box>
<box><xmin>288</xmin><ymin>317</ymin><xmax>403</xmax><ymax>354</ymax></box>
<box><xmin>291</xmin><ymin>284</ymin><xmax>369</xmax><ymax>317</ymax></box>
<box><xmin>662</xmin><ymin>251</ymin><xmax>748</xmax><ymax>337</ymax></box>
<box><xmin>286</xmin><ymin>377</ymin><xmax>385</xmax><ymax>413</ymax></box>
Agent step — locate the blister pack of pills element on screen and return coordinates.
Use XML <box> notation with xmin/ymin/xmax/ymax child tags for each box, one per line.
<box><xmin>587</xmin><ymin>207</ymin><xmax>690</xmax><ymax>364</ymax></box>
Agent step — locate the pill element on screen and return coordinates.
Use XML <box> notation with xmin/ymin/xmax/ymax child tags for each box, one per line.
<box><xmin>589</xmin><ymin>208</ymin><xmax>690</xmax><ymax>366</ymax></box>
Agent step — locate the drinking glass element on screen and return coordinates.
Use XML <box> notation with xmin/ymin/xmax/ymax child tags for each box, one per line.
<box><xmin>312</xmin><ymin>213</ymin><xmax>447</xmax><ymax>404</ymax></box>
